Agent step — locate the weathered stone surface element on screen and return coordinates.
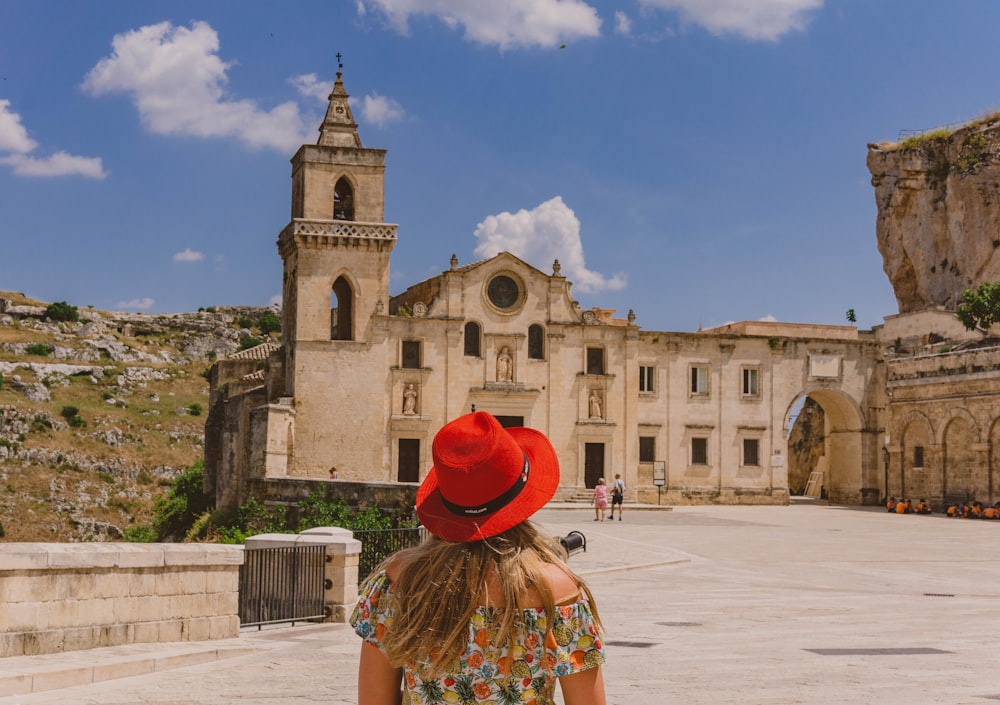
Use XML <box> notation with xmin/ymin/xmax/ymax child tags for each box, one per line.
<box><xmin>868</xmin><ymin>114</ymin><xmax>1000</xmax><ymax>312</ymax></box>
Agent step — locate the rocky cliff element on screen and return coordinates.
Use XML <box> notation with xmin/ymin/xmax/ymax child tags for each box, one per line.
<box><xmin>0</xmin><ymin>293</ymin><xmax>279</xmax><ymax>542</ymax></box>
<box><xmin>868</xmin><ymin>113</ymin><xmax>1000</xmax><ymax>313</ymax></box>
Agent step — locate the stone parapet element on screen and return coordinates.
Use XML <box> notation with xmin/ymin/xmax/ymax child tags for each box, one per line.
<box><xmin>0</xmin><ymin>543</ymin><xmax>243</xmax><ymax>658</ymax></box>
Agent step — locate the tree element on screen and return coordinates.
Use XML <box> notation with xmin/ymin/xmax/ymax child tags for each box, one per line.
<box><xmin>44</xmin><ymin>301</ymin><xmax>79</xmax><ymax>322</ymax></box>
<box><xmin>845</xmin><ymin>308</ymin><xmax>857</xmax><ymax>324</ymax></box>
<box><xmin>956</xmin><ymin>281</ymin><xmax>1000</xmax><ymax>334</ymax></box>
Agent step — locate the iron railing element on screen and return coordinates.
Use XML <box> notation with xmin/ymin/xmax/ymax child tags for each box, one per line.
<box><xmin>239</xmin><ymin>544</ymin><xmax>327</xmax><ymax>628</ymax></box>
<box><xmin>354</xmin><ymin>527</ymin><xmax>428</xmax><ymax>584</ymax></box>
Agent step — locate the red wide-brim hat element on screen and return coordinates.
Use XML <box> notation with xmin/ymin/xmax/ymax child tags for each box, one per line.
<box><xmin>416</xmin><ymin>412</ymin><xmax>560</xmax><ymax>542</ymax></box>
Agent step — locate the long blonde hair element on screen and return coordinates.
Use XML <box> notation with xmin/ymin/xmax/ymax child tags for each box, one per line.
<box><xmin>378</xmin><ymin>520</ymin><xmax>601</xmax><ymax>675</ymax></box>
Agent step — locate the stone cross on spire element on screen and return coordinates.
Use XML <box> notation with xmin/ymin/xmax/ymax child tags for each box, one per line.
<box><xmin>318</xmin><ymin>68</ymin><xmax>362</xmax><ymax>148</ymax></box>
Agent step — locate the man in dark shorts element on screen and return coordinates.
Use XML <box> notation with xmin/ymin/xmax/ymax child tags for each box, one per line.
<box><xmin>611</xmin><ymin>473</ymin><xmax>625</xmax><ymax>521</ymax></box>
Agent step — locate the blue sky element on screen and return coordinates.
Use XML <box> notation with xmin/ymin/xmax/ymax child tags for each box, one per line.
<box><xmin>1</xmin><ymin>1</ymin><xmax>997</xmax><ymax>333</ymax></box>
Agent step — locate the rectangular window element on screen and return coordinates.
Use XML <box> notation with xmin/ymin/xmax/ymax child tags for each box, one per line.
<box><xmin>586</xmin><ymin>347</ymin><xmax>605</xmax><ymax>375</ymax></box>
<box><xmin>743</xmin><ymin>439</ymin><xmax>760</xmax><ymax>467</ymax></box>
<box><xmin>914</xmin><ymin>446</ymin><xmax>924</xmax><ymax>468</ymax></box>
<box><xmin>691</xmin><ymin>437</ymin><xmax>708</xmax><ymax>465</ymax></box>
<box><xmin>742</xmin><ymin>367</ymin><xmax>760</xmax><ymax>397</ymax></box>
<box><xmin>639</xmin><ymin>365</ymin><xmax>654</xmax><ymax>393</ymax></box>
<box><xmin>402</xmin><ymin>340</ymin><xmax>421</xmax><ymax>369</ymax></box>
<box><xmin>639</xmin><ymin>436</ymin><xmax>655</xmax><ymax>463</ymax></box>
<box><xmin>690</xmin><ymin>366</ymin><xmax>709</xmax><ymax>395</ymax></box>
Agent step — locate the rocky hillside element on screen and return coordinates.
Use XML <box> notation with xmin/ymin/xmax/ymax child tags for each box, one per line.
<box><xmin>0</xmin><ymin>292</ymin><xmax>279</xmax><ymax>542</ymax></box>
<box><xmin>868</xmin><ymin>112</ymin><xmax>1000</xmax><ymax>313</ymax></box>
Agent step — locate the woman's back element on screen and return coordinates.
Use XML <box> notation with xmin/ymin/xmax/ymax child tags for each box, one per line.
<box><xmin>350</xmin><ymin>412</ymin><xmax>606</xmax><ymax>705</ymax></box>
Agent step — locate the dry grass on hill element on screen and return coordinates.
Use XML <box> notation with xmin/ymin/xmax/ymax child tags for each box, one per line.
<box><xmin>0</xmin><ymin>291</ymin><xmax>268</xmax><ymax>542</ymax></box>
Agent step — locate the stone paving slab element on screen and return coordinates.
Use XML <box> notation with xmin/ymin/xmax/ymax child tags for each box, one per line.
<box><xmin>2</xmin><ymin>502</ymin><xmax>1000</xmax><ymax>704</ymax></box>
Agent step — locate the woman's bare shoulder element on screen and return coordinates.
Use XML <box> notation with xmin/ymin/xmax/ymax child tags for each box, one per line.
<box><xmin>518</xmin><ymin>563</ymin><xmax>581</xmax><ymax>608</ymax></box>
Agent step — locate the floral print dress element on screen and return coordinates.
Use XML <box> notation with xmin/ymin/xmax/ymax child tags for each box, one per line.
<box><xmin>351</xmin><ymin>572</ymin><xmax>605</xmax><ymax>705</ymax></box>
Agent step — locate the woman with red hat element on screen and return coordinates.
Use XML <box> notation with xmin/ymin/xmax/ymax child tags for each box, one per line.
<box><xmin>351</xmin><ymin>411</ymin><xmax>606</xmax><ymax>705</ymax></box>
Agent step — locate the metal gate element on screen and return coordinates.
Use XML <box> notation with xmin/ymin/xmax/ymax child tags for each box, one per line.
<box><xmin>354</xmin><ymin>527</ymin><xmax>427</xmax><ymax>585</ymax></box>
<box><xmin>239</xmin><ymin>545</ymin><xmax>327</xmax><ymax>628</ymax></box>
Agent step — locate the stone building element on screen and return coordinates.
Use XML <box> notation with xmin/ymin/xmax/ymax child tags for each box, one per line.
<box><xmin>206</xmin><ymin>72</ymin><xmax>902</xmax><ymax>512</ymax></box>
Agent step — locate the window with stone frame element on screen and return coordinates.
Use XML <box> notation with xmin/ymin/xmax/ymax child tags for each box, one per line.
<box><xmin>691</xmin><ymin>437</ymin><xmax>708</xmax><ymax>465</ymax></box>
<box><xmin>690</xmin><ymin>365</ymin><xmax>709</xmax><ymax>395</ymax></box>
<box><xmin>402</xmin><ymin>340</ymin><xmax>421</xmax><ymax>369</ymax></box>
<box><xmin>743</xmin><ymin>438</ymin><xmax>760</xmax><ymax>467</ymax></box>
<box><xmin>742</xmin><ymin>367</ymin><xmax>760</xmax><ymax>397</ymax></box>
<box><xmin>639</xmin><ymin>436</ymin><xmax>655</xmax><ymax>463</ymax></box>
<box><xmin>914</xmin><ymin>446</ymin><xmax>924</xmax><ymax>468</ymax></box>
<box><xmin>528</xmin><ymin>324</ymin><xmax>545</xmax><ymax>360</ymax></box>
<box><xmin>586</xmin><ymin>347</ymin><xmax>605</xmax><ymax>375</ymax></box>
<box><xmin>464</xmin><ymin>321</ymin><xmax>481</xmax><ymax>357</ymax></box>
<box><xmin>639</xmin><ymin>365</ymin><xmax>655</xmax><ymax>393</ymax></box>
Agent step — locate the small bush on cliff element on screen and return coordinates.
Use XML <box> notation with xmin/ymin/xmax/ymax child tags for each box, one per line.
<box><xmin>26</xmin><ymin>342</ymin><xmax>52</xmax><ymax>356</ymax></box>
<box><xmin>152</xmin><ymin>460</ymin><xmax>214</xmax><ymax>541</ymax></box>
<box><xmin>238</xmin><ymin>336</ymin><xmax>262</xmax><ymax>351</ymax></box>
<box><xmin>44</xmin><ymin>301</ymin><xmax>79</xmax><ymax>322</ymax></box>
<box><xmin>258</xmin><ymin>313</ymin><xmax>281</xmax><ymax>335</ymax></box>
<box><xmin>123</xmin><ymin>524</ymin><xmax>158</xmax><ymax>542</ymax></box>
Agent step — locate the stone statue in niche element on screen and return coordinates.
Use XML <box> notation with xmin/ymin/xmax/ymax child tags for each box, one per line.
<box><xmin>402</xmin><ymin>383</ymin><xmax>418</xmax><ymax>415</ymax></box>
<box><xmin>589</xmin><ymin>391</ymin><xmax>602</xmax><ymax>419</ymax></box>
<box><xmin>496</xmin><ymin>346</ymin><xmax>513</xmax><ymax>383</ymax></box>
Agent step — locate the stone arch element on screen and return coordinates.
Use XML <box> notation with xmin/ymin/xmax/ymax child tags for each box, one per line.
<box><xmin>987</xmin><ymin>416</ymin><xmax>1000</xmax><ymax>504</ymax></box>
<box><xmin>783</xmin><ymin>387</ymin><xmax>868</xmax><ymax>504</ymax></box>
<box><xmin>942</xmin><ymin>411</ymin><xmax>979</xmax><ymax>503</ymax></box>
<box><xmin>896</xmin><ymin>412</ymin><xmax>935</xmax><ymax>502</ymax></box>
<box><xmin>330</xmin><ymin>271</ymin><xmax>359</xmax><ymax>341</ymax></box>
<box><xmin>935</xmin><ymin>407</ymin><xmax>980</xmax><ymax>445</ymax></box>
<box><xmin>333</xmin><ymin>176</ymin><xmax>356</xmax><ymax>221</ymax></box>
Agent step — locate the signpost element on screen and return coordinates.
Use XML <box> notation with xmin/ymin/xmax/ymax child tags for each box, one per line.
<box><xmin>653</xmin><ymin>461</ymin><xmax>666</xmax><ymax>505</ymax></box>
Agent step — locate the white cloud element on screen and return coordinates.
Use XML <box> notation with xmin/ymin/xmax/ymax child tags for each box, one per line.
<box><xmin>269</xmin><ymin>293</ymin><xmax>283</xmax><ymax>307</ymax></box>
<box><xmin>614</xmin><ymin>11</ymin><xmax>633</xmax><ymax>36</ymax></box>
<box><xmin>361</xmin><ymin>93</ymin><xmax>405</xmax><ymax>128</ymax></box>
<box><xmin>116</xmin><ymin>297</ymin><xmax>155</xmax><ymax>311</ymax></box>
<box><xmin>1</xmin><ymin>152</ymin><xmax>107</xmax><ymax>179</ymax></box>
<box><xmin>758</xmin><ymin>314</ymin><xmax>777</xmax><ymax>322</ymax></box>
<box><xmin>473</xmin><ymin>196</ymin><xmax>626</xmax><ymax>294</ymax></box>
<box><xmin>290</xmin><ymin>73</ymin><xmax>333</xmax><ymax>102</ymax></box>
<box><xmin>0</xmin><ymin>100</ymin><xmax>38</xmax><ymax>153</ymax></box>
<box><xmin>82</xmin><ymin>21</ymin><xmax>312</xmax><ymax>152</ymax></box>
<box><xmin>0</xmin><ymin>100</ymin><xmax>107</xmax><ymax>178</ymax></box>
<box><xmin>639</xmin><ymin>0</ymin><xmax>822</xmax><ymax>41</ymax></box>
<box><xmin>358</xmin><ymin>0</ymin><xmax>602</xmax><ymax>50</ymax></box>
<box><xmin>173</xmin><ymin>248</ymin><xmax>205</xmax><ymax>263</ymax></box>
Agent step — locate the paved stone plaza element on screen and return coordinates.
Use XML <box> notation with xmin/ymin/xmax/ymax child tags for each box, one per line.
<box><xmin>3</xmin><ymin>501</ymin><xmax>999</xmax><ymax>704</ymax></box>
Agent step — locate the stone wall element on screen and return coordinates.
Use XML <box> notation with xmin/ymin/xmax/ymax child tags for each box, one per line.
<box><xmin>0</xmin><ymin>543</ymin><xmax>243</xmax><ymax>657</ymax></box>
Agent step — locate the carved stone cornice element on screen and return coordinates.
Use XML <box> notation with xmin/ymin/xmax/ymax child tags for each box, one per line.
<box><xmin>277</xmin><ymin>219</ymin><xmax>398</xmax><ymax>256</ymax></box>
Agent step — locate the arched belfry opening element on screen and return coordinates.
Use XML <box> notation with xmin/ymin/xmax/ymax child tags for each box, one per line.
<box><xmin>334</xmin><ymin>177</ymin><xmax>354</xmax><ymax>221</ymax></box>
<box><xmin>330</xmin><ymin>276</ymin><xmax>354</xmax><ymax>340</ymax></box>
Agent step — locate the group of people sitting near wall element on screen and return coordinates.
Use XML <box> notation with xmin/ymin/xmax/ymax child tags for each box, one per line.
<box><xmin>944</xmin><ymin>501</ymin><xmax>1000</xmax><ymax>519</ymax></box>
<box><xmin>885</xmin><ymin>496</ymin><xmax>1000</xmax><ymax>519</ymax></box>
<box><xmin>886</xmin><ymin>497</ymin><xmax>932</xmax><ymax>514</ymax></box>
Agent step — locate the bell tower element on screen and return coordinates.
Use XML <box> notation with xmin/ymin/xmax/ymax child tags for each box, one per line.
<box><xmin>277</xmin><ymin>70</ymin><xmax>398</xmax><ymax>394</ymax></box>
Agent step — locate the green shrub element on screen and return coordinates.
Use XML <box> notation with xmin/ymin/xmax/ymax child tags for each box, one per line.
<box><xmin>26</xmin><ymin>342</ymin><xmax>52</xmax><ymax>356</ymax></box>
<box><xmin>60</xmin><ymin>405</ymin><xmax>79</xmax><ymax>419</ymax></box>
<box><xmin>187</xmin><ymin>403</ymin><xmax>203</xmax><ymax>416</ymax></box>
<box><xmin>259</xmin><ymin>313</ymin><xmax>281</xmax><ymax>335</ymax></box>
<box><xmin>237</xmin><ymin>316</ymin><xmax>254</xmax><ymax>329</ymax></box>
<box><xmin>152</xmin><ymin>460</ymin><xmax>214</xmax><ymax>541</ymax></box>
<box><xmin>45</xmin><ymin>301</ymin><xmax>79</xmax><ymax>322</ymax></box>
<box><xmin>123</xmin><ymin>524</ymin><xmax>158</xmax><ymax>543</ymax></box>
<box><xmin>238</xmin><ymin>336</ymin><xmax>263</xmax><ymax>351</ymax></box>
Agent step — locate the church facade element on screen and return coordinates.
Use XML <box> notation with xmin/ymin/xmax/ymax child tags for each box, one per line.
<box><xmin>206</xmin><ymin>73</ymin><xmax>896</xmax><ymax>512</ymax></box>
